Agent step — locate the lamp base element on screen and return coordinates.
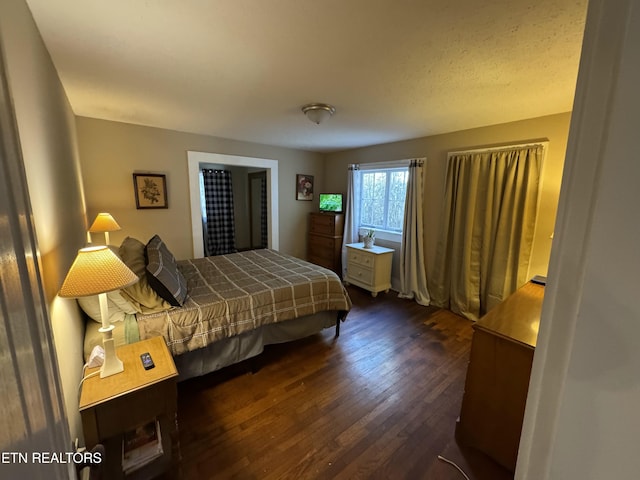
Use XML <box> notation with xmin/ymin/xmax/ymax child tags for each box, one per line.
<box><xmin>100</xmin><ymin>337</ymin><xmax>124</xmax><ymax>378</ymax></box>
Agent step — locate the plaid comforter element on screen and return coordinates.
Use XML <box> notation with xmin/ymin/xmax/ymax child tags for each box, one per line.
<box><xmin>136</xmin><ymin>249</ymin><xmax>351</xmax><ymax>355</ymax></box>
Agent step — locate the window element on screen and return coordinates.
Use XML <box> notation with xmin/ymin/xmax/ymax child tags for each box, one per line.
<box><xmin>359</xmin><ymin>167</ymin><xmax>408</xmax><ymax>233</ymax></box>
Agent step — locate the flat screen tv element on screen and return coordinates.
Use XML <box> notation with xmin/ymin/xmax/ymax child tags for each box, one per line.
<box><xmin>319</xmin><ymin>193</ymin><xmax>343</xmax><ymax>213</ymax></box>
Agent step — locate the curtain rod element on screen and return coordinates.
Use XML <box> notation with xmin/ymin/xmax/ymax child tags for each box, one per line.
<box><xmin>448</xmin><ymin>141</ymin><xmax>548</xmax><ymax>158</ymax></box>
<box><xmin>357</xmin><ymin>158</ymin><xmax>420</xmax><ymax>170</ymax></box>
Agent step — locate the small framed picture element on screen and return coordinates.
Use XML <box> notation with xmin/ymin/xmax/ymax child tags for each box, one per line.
<box><xmin>133</xmin><ymin>173</ymin><xmax>168</xmax><ymax>209</ymax></box>
<box><xmin>296</xmin><ymin>174</ymin><xmax>314</xmax><ymax>201</ymax></box>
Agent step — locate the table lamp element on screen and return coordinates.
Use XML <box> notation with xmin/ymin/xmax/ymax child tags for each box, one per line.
<box><xmin>59</xmin><ymin>245</ymin><xmax>138</xmax><ymax>377</ymax></box>
<box><xmin>88</xmin><ymin>212</ymin><xmax>121</xmax><ymax>245</ymax></box>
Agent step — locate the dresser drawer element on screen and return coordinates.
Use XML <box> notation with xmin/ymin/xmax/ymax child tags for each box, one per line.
<box><xmin>308</xmin><ymin>254</ymin><xmax>334</xmax><ymax>271</ymax></box>
<box><xmin>347</xmin><ymin>264</ymin><xmax>374</xmax><ymax>286</ymax></box>
<box><xmin>310</xmin><ymin>215</ymin><xmax>336</xmax><ymax>235</ymax></box>
<box><xmin>309</xmin><ymin>234</ymin><xmax>336</xmax><ymax>250</ymax></box>
<box><xmin>309</xmin><ymin>235</ymin><xmax>338</xmax><ymax>259</ymax></box>
<box><xmin>347</xmin><ymin>249</ymin><xmax>374</xmax><ymax>268</ymax></box>
<box><xmin>310</xmin><ymin>212</ymin><xmax>344</xmax><ymax>236</ymax></box>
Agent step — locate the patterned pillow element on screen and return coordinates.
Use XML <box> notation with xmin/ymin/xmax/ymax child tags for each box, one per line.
<box><xmin>145</xmin><ymin>235</ymin><xmax>188</xmax><ymax>307</ymax></box>
<box><xmin>118</xmin><ymin>237</ymin><xmax>172</xmax><ymax>313</ymax></box>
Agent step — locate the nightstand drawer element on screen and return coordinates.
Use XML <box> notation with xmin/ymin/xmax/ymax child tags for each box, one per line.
<box><xmin>91</xmin><ymin>380</ymin><xmax>176</xmax><ymax>442</ymax></box>
<box><xmin>348</xmin><ymin>249</ymin><xmax>374</xmax><ymax>268</ymax></box>
<box><xmin>347</xmin><ymin>263</ymin><xmax>374</xmax><ymax>285</ymax></box>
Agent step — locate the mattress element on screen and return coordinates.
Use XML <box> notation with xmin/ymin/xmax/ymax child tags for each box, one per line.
<box><xmin>135</xmin><ymin>249</ymin><xmax>351</xmax><ymax>356</ymax></box>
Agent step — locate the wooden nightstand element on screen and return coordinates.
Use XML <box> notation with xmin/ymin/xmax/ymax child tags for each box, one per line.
<box><xmin>79</xmin><ymin>336</ymin><xmax>179</xmax><ymax>479</ymax></box>
<box><xmin>344</xmin><ymin>242</ymin><xmax>394</xmax><ymax>297</ymax></box>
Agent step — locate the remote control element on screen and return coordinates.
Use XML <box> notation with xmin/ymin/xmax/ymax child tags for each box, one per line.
<box><xmin>140</xmin><ymin>352</ymin><xmax>155</xmax><ymax>370</ymax></box>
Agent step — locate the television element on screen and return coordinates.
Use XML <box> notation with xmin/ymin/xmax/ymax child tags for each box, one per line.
<box><xmin>319</xmin><ymin>193</ymin><xmax>343</xmax><ymax>213</ymax></box>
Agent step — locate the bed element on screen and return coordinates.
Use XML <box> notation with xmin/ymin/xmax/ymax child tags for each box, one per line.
<box><xmin>82</xmin><ymin>236</ymin><xmax>352</xmax><ymax>381</ymax></box>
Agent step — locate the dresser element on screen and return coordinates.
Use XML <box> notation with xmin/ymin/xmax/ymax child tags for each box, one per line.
<box><xmin>456</xmin><ymin>281</ymin><xmax>544</xmax><ymax>473</ymax></box>
<box><xmin>308</xmin><ymin>212</ymin><xmax>344</xmax><ymax>275</ymax></box>
<box><xmin>344</xmin><ymin>242</ymin><xmax>394</xmax><ymax>297</ymax></box>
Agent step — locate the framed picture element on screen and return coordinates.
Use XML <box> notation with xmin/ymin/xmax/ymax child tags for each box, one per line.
<box><xmin>296</xmin><ymin>174</ymin><xmax>314</xmax><ymax>201</ymax></box>
<box><xmin>133</xmin><ymin>173</ymin><xmax>168</xmax><ymax>209</ymax></box>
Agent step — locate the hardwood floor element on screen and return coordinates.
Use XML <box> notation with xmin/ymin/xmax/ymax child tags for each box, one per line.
<box><xmin>175</xmin><ymin>286</ymin><xmax>513</xmax><ymax>480</ymax></box>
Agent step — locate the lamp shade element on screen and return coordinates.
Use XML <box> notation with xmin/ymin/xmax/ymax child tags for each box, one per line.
<box><xmin>59</xmin><ymin>246</ymin><xmax>138</xmax><ymax>298</ymax></box>
<box><xmin>88</xmin><ymin>213</ymin><xmax>121</xmax><ymax>233</ymax></box>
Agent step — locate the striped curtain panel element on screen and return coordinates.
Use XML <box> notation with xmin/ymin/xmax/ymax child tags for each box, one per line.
<box><xmin>201</xmin><ymin>169</ymin><xmax>237</xmax><ymax>256</ymax></box>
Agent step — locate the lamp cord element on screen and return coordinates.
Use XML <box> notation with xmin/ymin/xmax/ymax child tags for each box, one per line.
<box><xmin>437</xmin><ymin>455</ymin><xmax>471</xmax><ymax>480</ymax></box>
<box><xmin>77</xmin><ymin>363</ymin><xmax>100</xmax><ymax>400</ymax></box>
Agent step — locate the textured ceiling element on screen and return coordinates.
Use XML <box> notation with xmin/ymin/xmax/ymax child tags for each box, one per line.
<box><xmin>25</xmin><ymin>0</ymin><xmax>588</xmax><ymax>153</ymax></box>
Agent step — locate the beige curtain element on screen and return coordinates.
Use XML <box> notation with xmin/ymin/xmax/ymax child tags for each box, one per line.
<box><xmin>431</xmin><ymin>145</ymin><xmax>543</xmax><ymax>321</ymax></box>
<box><xmin>341</xmin><ymin>164</ymin><xmax>360</xmax><ymax>278</ymax></box>
<box><xmin>398</xmin><ymin>159</ymin><xmax>430</xmax><ymax>305</ymax></box>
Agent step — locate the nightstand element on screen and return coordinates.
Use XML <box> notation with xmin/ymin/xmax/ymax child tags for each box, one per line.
<box><xmin>344</xmin><ymin>242</ymin><xmax>394</xmax><ymax>297</ymax></box>
<box><xmin>79</xmin><ymin>336</ymin><xmax>179</xmax><ymax>479</ymax></box>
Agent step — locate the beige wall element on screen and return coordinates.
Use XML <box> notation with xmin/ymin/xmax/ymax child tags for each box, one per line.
<box><xmin>0</xmin><ymin>0</ymin><xmax>88</xmax><ymax>444</ymax></box>
<box><xmin>76</xmin><ymin>117</ymin><xmax>324</xmax><ymax>260</ymax></box>
<box><xmin>324</xmin><ymin>112</ymin><xmax>571</xmax><ymax>284</ymax></box>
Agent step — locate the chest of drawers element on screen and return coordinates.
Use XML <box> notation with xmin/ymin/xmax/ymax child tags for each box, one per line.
<box><xmin>456</xmin><ymin>281</ymin><xmax>544</xmax><ymax>472</ymax></box>
<box><xmin>344</xmin><ymin>242</ymin><xmax>394</xmax><ymax>297</ymax></box>
<box><xmin>308</xmin><ymin>212</ymin><xmax>344</xmax><ymax>274</ymax></box>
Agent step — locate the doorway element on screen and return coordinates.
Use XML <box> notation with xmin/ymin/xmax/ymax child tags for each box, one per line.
<box><xmin>248</xmin><ymin>171</ymin><xmax>268</xmax><ymax>249</ymax></box>
<box><xmin>187</xmin><ymin>151</ymin><xmax>279</xmax><ymax>258</ymax></box>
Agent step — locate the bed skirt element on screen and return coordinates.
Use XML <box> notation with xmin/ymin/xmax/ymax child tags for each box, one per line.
<box><xmin>83</xmin><ymin>310</ymin><xmax>338</xmax><ymax>381</ymax></box>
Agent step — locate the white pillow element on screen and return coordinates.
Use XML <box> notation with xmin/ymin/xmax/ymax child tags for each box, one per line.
<box><xmin>77</xmin><ymin>290</ymin><xmax>139</xmax><ymax>323</ymax></box>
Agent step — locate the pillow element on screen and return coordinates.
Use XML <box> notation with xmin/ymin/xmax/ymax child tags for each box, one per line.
<box><xmin>118</xmin><ymin>236</ymin><xmax>172</xmax><ymax>313</ymax></box>
<box><xmin>145</xmin><ymin>235</ymin><xmax>188</xmax><ymax>307</ymax></box>
<box><xmin>77</xmin><ymin>290</ymin><xmax>138</xmax><ymax>324</ymax></box>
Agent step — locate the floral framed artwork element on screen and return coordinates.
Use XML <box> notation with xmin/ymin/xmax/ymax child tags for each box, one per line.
<box><xmin>133</xmin><ymin>173</ymin><xmax>168</xmax><ymax>209</ymax></box>
<box><xmin>296</xmin><ymin>174</ymin><xmax>314</xmax><ymax>201</ymax></box>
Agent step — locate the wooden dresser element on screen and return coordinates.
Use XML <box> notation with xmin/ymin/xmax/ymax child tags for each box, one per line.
<box><xmin>456</xmin><ymin>281</ymin><xmax>544</xmax><ymax>473</ymax></box>
<box><xmin>308</xmin><ymin>212</ymin><xmax>344</xmax><ymax>275</ymax></box>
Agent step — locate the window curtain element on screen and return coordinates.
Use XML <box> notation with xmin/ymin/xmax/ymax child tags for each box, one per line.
<box><xmin>201</xmin><ymin>169</ymin><xmax>237</xmax><ymax>256</ymax></box>
<box><xmin>341</xmin><ymin>164</ymin><xmax>360</xmax><ymax>278</ymax></box>
<box><xmin>431</xmin><ymin>145</ymin><xmax>543</xmax><ymax>321</ymax></box>
<box><xmin>398</xmin><ymin>158</ymin><xmax>430</xmax><ymax>305</ymax></box>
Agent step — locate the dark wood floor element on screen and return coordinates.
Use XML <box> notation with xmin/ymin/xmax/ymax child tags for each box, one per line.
<box><xmin>175</xmin><ymin>286</ymin><xmax>513</xmax><ymax>480</ymax></box>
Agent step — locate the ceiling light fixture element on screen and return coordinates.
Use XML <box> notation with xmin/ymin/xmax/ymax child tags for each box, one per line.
<box><xmin>301</xmin><ymin>103</ymin><xmax>335</xmax><ymax>125</ymax></box>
